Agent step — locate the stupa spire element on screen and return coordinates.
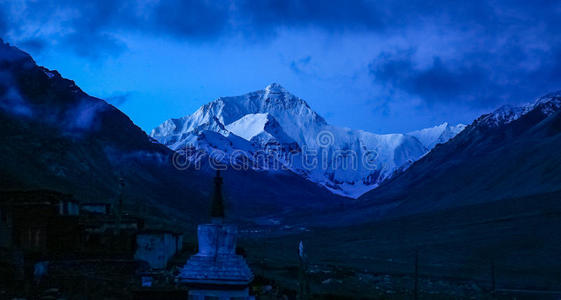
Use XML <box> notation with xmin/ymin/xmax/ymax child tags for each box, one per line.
<box><xmin>178</xmin><ymin>169</ymin><xmax>254</xmax><ymax>298</ymax></box>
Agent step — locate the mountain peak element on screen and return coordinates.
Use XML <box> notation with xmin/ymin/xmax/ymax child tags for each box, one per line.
<box><xmin>265</xmin><ymin>83</ymin><xmax>287</xmax><ymax>93</ymax></box>
<box><xmin>476</xmin><ymin>91</ymin><xmax>561</xmax><ymax>128</ymax></box>
<box><xmin>0</xmin><ymin>39</ymin><xmax>34</xmax><ymax>64</ymax></box>
<box><xmin>535</xmin><ymin>90</ymin><xmax>561</xmax><ymax>103</ymax></box>
<box><xmin>533</xmin><ymin>90</ymin><xmax>561</xmax><ymax>111</ymax></box>
<box><xmin>151</xmin><ymin>85</ymin><xmax>462</xmax><ymax>198</ymax></box>
<box><xmin>477</xmin><ymin>105</ymin><xmax>528</xmax><ymax>128</ymax></box>
<box><xmin>408</xmin><ymin>122</ymin><xmax>465</xmax><ymax>149</ymax></box>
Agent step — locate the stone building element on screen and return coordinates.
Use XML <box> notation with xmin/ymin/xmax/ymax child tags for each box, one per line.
<box><xmin>80</xmin><ymin>202</ymin><xmax>111</xmax><ymax>215</ymax></box>
<box><xmin>177</xmin><ymin>170</ymin><xmax>254</xmax><ymax>300</ymax></box>
<box><xmin>79</xmin><ymin>212</ymin><xmax>143</xmax><ymax>258</ymax></box>
<box><xmin>135</xmin><ymin>229</ymin><xmax>183</xmax><ymax>269</ymax></box>
<box><xmin>0</xmin><ymin>190</ymin><xmax>81</xmax><ymax>255</ymax></box>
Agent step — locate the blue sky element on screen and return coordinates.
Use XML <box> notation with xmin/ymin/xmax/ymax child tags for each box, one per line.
<box><xmin>1</xmin><ymin>0</ymin><xmax>561</xmax><ymax>133</ymax></box>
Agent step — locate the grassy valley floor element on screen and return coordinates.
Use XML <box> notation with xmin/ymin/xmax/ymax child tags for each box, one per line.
<box><xmin>238</xmin><ymin>191</ymin><xmax>561</xmax><ymax>299</ymax></box>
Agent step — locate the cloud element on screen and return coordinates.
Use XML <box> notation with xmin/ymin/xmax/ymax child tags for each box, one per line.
<box><xmin>290</xmin><ymin>56</ymin><xmax>312</xmax><ymax>74</ymax></box>
<box><xmin>237</xmin><ymin>0</ymin><xmax>385</xmax><ymax>33</ymax></box>
<box><xmin>16</xmin><ymin>39</ymin><xmax>47</xmax><ymax>53</ymax></box>
<box><xmin>1</xmin><ymin>0</ymin><xmax>561</xmax><ymax>112</ymax></box>
<box><xmin>370</xmin><ymin>50</ymin><xmax>488</xmax><ymax>105</ymax></box>
<box><xmin>0</xmin><ymin>0</ymin><xmax>231</xmax><ymax>57</ymax></box>
<box><xmin>0</xmin><ymin>86</ymin><xmax>33</xmax><ymax>117</ymax></box>
<box><xmin>3</xmin><ymin>0</ymin><xmax>555</xmax><ymax>57</ymax></box>
<box><xmin>65</xmin><ymin>99</ymin><xmax>107</xmax><ymax>131</ymax></box>
<box><xmin>370</xmin><ymin>41</ymin><xmax>561</xmax><ymax>108</ymax></box>
<box><xmin>149</xmin><ymin>0</ymin><xmax>230</xmax><ymax>39</ymax></box>
<box><xmin>105</xmin><ymin>92</ymin><xmax>132</xmax><ymax>107</ymax></box>
<box><xmin>63</xmin><ymin>32</ymin><xmax>127</xmax><ymax>59</ymax></box>
<box><xmin>0</xmin><ymin>6</ymin><xmax>6</xmax><ymax>36</ymax></box>
<box><xmin>0</xmin><ymin>69</ymin><xmax>34</xmax><ymax>117</ymax></box>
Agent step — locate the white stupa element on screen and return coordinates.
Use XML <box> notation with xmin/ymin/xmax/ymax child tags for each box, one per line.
<box><xmin>177</xmin><ymin>170</ymin><xmax>254</xmax><ymax>299</ymax></box>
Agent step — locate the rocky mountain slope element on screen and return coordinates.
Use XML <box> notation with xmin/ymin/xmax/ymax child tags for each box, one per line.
<box><xmin>311</xmin><ymin>91</ymin><xmax>561</xmax><ymax>225</ymax></box>
<box><xmin>0</xmin><ymin>40</ymin><xmax>344</xmax><ymax>225</ymax></box>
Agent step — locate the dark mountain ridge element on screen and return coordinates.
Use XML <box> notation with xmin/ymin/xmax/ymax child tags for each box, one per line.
<box><xmin>262</xmin><ymin>93</ymin><xmax>561</xmax><ymax>297</ymax></box>
<box><xmin>0</xmin><ymin>40</ymin><xmax>344</xmax><ymax>227</ymax></box>
<box><xmin>300</xmin><ymin>91</ymin><xmax>561</xmax><ymax>226</ymax></box>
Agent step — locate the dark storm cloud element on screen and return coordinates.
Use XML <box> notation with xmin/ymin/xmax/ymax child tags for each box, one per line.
<box><xmin>2</xmin><ymin>1</ymin><xmax>558</xmax><ymax>46</ymax></box>
<box><xmin>370</xmin><ymin>44</ymin><xmax>561</xmax><ymax>107</ymax></box>
<box><xmin>0</xmin><ymin>0</ymin><xmax>232</xmax><ymax>57</ymax></box>
<box><xmin>64</xmin><ymin>33</ymin><xmax>127</xmax><ymax>59</ymax></box>
<box><xmin>366</xmin><ymin>1</ymin><xmax>561</xmax><ymax>107</ymax></box>
<box><xmin>237</xmin><ymin>0</ymin><xmax>384</xmax><ymax>32</ymax></box>
<box><xmin>0</xmin><ymin>0</ymin><xmax>523</xmax><ymax>52</ymax></box>
<box><xmin>371</xmin><ymin>50</ymin><xmax>490</xmax><ymax>106</ymax></box>
<box><xmin>150</xmin><ymin>0</ymin><xmax>229</xmax><ymax>38</ymax></box>
<box><xmin>16</xmin><ymin>39</ymin><xmax>47</xmax><ymax>53</ymax></box>
<box><xmin>1</xmin><ymin>0</ymin><xmax>561</xmax><ymax>108</ymax></box>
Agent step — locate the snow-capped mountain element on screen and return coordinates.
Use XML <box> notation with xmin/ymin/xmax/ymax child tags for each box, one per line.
<box><xmin>476</xmin><ymin>91</ymin><xmax>561</xmax><ymax>128</ymax></box>
<box><xmin>151</xmin><ymin>83</ymin><xmax>464</xmax><ymax>198</ymax></box>
<box><xmin>408</xmin><ymin>123</ymin><xmax>466</xmax><ymax>150</ymax></box>
<box><xmin>356</xmin><ymin>90</ymin><xmax>561</xmax><ymax>221</ymax></box>
<box><xmin>0</xmin><ymin>41</ymin><xmax>345</xmax><ymax>223</ymax></box>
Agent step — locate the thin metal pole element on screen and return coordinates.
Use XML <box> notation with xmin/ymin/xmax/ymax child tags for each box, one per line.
<box><xmin>491</xmin><ymin>260</ymin><xmax>496</xmax><ymax>296</ymax></box>
<box><xmin>414</xmin><ymin>249</ymin><xmax>419</xmax><ymax>300</ymax></box>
